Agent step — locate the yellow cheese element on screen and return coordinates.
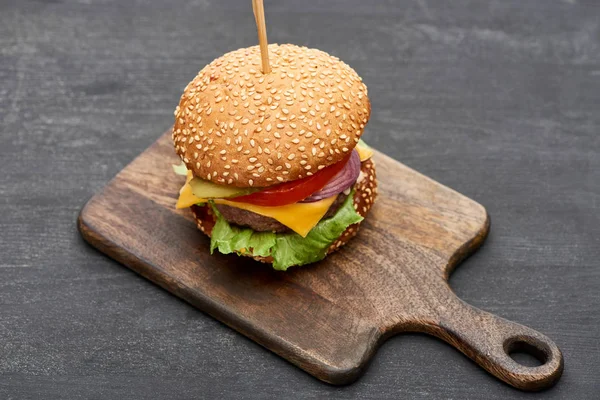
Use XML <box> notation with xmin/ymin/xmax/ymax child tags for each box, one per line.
<box><xmin>176</xmin><ymin>171</ymin><xmax>337</xmax><ymax>237</ymax></box>
<box><xmin>356</xmin><ymin>141</ymin><xmax>373</xmax><ymax>161</ymax></box>
<box><xmin>175</xmin><ymin>171</ymin><xmax>199</xmax><ymax>209</ymax></box>
<box><xmin>175</xmin><ymin>140</ymin><xmax>374</xmax><ymax>236</ymax></box>
<box><xmin>212</xmin><ymin>196</ymin><xmax>337</xmax><ymax>237</ymax></box>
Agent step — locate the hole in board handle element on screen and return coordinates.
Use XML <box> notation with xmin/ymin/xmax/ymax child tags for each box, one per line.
<box><xmin>504</xmin><ymin>336</ymin><xmax>550</xmax><ymax>367</ymax></box>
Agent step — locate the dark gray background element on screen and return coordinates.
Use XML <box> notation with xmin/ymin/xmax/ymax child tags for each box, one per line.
<box><xmin>1</xmin><ymin>0</ymin><xmax>599</xmax><ymax>398</ymax></box>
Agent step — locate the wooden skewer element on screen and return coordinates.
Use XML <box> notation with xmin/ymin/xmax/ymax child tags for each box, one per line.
<box><xmin>252</xmin><ymin>0</ymin><xmax>271</xmax><ymax>74</ymax></box>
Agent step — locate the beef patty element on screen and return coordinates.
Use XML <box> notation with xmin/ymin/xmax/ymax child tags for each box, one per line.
<box><xmin>215</xmin><ymin>192</ymin><xmax>349</xmax><ymax>233</ymax></box>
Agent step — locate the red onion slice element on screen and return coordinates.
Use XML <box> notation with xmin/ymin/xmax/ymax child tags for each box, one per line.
<box><xmin>301</xmin><ymin>149</ymin><xmax>361</xmax><ymax>202</ymax></box>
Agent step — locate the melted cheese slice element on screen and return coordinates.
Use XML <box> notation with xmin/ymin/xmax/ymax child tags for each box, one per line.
<box><xmin>356</xmin><ymin>142</ymin><xmax>373</xmax><ymax>161</ymax></box>
<box><xmin>176</xmin><ymin>172</ymin><xmax>337</xmax><ymax>237</ymax></box>
<box><xmin>213</xmin><ymin>197</ymin><xmax>337</xmax><ymax>237</ymax></box>
<box><xmin>176</xmin><ymin>172</ymin><xmax>201</xmax><ymax>209</ymax></box>
<box><xmin>175</xmin><ymin>141</ymin><xmax>371</xmax><ymax>237</ymax></box>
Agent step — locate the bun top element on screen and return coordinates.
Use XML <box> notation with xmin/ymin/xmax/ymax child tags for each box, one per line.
<box><xmin>172</xmin><ymin>44</ymin><xmax>370</xmax><ymax>187</ymax></box>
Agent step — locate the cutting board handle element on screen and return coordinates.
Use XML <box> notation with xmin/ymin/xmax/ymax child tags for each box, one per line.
<box><xmin>426</xmin><ymin>291</ymin><xmax>564</xmax><ymax>391</ymax></box>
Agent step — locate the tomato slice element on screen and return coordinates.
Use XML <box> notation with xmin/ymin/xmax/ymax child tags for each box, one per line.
<box><xmin>228</xmin><ymin>153</ymin><xmax>352</xmax><ymax>207</ymax></box>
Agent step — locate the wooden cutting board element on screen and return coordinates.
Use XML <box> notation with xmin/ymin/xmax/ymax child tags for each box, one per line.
<box><xmin>79</xmin><ymin>130</ymin><xmax>563</xmax><ymax>391</ymax></box>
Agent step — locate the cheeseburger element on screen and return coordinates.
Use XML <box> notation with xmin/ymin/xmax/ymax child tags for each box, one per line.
<box><xmin>172</xmin><ymin>44</ymin><xmax>376</xmax><ymax>270</ymax></box>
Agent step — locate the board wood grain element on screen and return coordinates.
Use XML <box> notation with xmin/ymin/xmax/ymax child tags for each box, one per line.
<box><xmin>78</xmin><ymin>131</ymin><xmax>563</xmax><ymax>391</ymax></box>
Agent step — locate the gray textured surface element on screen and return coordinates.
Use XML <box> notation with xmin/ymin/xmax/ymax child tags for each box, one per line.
<box><xmin>1</xmin><ymin>0</ymin><xmax>599</xmax><ymax>398</ymax></box>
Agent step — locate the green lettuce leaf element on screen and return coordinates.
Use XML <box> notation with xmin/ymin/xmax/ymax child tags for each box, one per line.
<box><xmin>271</xmin><ymin>194</ymin><xmax>363</xmax><ymax>269</ymax></box>
<box><xmin>358</xmin><ymin>138</ymin><xmax>372</xmax><ymax>150</ymax></box>
<box><xmin>210</xmin><ymin>208</ymin><xmax>276</xmax><ymax>258</ymax></box>
<box><xmin>208</xmin><ymin>191</ymin><xmax>363</xmax><ymax>271</ymax></box>
<box><xmin>172</xmin><ymin>162</ymin><xmax>188</xmax><ymax>176</ymax></box>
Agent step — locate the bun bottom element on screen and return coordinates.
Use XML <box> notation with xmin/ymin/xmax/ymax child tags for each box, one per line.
<box><xmin>190</xmin><ymin>158</ymin><xmax>377</xmax><ymax>265</ymax></box>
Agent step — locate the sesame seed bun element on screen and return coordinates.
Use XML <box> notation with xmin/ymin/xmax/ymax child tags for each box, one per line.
<box><xmin>189</xmin><ymin>158</ymin><xmax>377</xmax><ymax>266</ymax></box>
<box><xmin>172</xmin><ymin>44</ymin><xmax>371</xmax><ymax>188</ymax></box>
